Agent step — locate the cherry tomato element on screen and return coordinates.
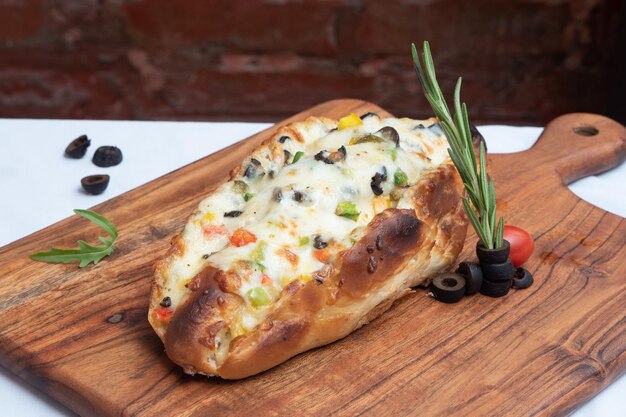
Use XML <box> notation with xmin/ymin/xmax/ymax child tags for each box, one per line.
<box><xmin>503</xmin><ymin>225</ymin><xmax>534</xmax><ymax>267</ymax></box>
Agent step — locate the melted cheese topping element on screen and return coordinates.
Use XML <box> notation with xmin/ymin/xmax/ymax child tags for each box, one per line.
<box><xmin>162</xmin><ymin>114</ymin><xmax>449</xmax><ymax>336</ymax></box>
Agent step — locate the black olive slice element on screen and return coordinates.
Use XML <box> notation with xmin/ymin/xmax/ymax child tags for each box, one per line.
<box><xmin>81</xmin><ymin>174</ymin><xmax>110</xmax><ymax>195</ymax></box>
<box><xmin>431</xmin><ymin>273</ymin><xmax>466</xmax><ymax>303</ymax></box>
<box><xmin>65</xmin><ymin>135</ymin><xmax>91</xmax><ymax>158</ymax></box>
<box><xmin>313</xmin><ymin>235</ymin><xmax>327</xmax><ymax>249</ymax></box>
<box><xmin>92</xmin><ymin>146</ymin><xmax>123</xmax><ymax>167</ymax></box>
<box><xmin>375</xmin><ymin>126</ymin><xmax>400</xmax><ymax>147</ymax></box>
<box><xmin>278</xmin><ymin>135</ymin><xmax>290</xmax><ymax>143</ymax></box>
<box><xmin>224</xmin><ymin>210</ymin><xmax>243</xmax><ymax>217</ymax></box>
<box><xmin>160</xmin><ymin>296</ymin><xmax>171</xmax><ymax>307</ymax></box>
<box><xmin>476</xmin><ymin>240</ymin><xmax>510</xmax><ymax>264</ymax></box>
<box><xmin>480</xmin><ymin>278</ymin><xmax>511</xmax><ymax>298</ymax></box>
<box><xmin>480</xmin><ymin>258</ymin><xmax>515</xmax><ymax>282</ymax></box>
<box><xmin>512</xmin><ymin>267</ymin><xmax>534</xmax><ymax>289</ymax></box>
<box><xmin>370</xmin><ymin>166</ymin><xmax>388</xmax><ymax>196</ymax></box>
<box><xmin>360</xmin><ymin>112</ymin><xmax>378</xmax><ymax>120</ymax></box>
<box><xmin>457</xmin><ymin>261</ymin><xmax>483</xmax><ymax>295</ymax></box>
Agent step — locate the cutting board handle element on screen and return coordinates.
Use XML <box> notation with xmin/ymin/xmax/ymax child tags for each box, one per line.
<box><xmin>527</xmin><ymin>113</ymin><xmax>626</xmax><ymax>184</ymax></box>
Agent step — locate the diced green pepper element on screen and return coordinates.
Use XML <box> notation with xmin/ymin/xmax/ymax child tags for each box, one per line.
<box><xmin>244</xmin><ymin>192</ymin><xmax>254</xmax><ymax>202</ymax></box>
<box><xmin>250</xmin><ymin>241</ymin><xmax>268</xmax><ymax>270</ymax></box>
<box><xmin>299</xmin><ymin>236</ymin><xmax>310</xmax><ymax>246</ymax></box>
<box><xmin>394</xmin><ymin>168</ymin><xmax>408</xmax><ymax>186</ymax></box>
<box><xmin>335</xmin><ymin>201</ymin><xmax>360</xmax><ymax>221</ymax></box>
<box><xmin>248</xmin><ymin>287</ymin><xmax>271</xmax><ymax>306</ymax></box>
<box><xmin>292</xmin><ymin>151</ymin><xmax>304</xmax><ymax>164</ymax></box>
<box><xmin>232</xmin><ymin>180</ymin><xmax>248</xmax><ymax>194</ymax></box>
<box><xmin>349</xmin><ymin>134</ymin><xmax>384</xmax><ymax>145</ymax></box>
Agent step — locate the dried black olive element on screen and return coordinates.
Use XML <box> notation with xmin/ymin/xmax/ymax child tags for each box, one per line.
<box><xmin>313</xmin><ymin>235</ymin><xmax>327</xmax><ymax>249</ymax></box>
<box><xmin>251</xmin><ymin>158</ymin><xmax>261</xmax><ymax>166</ymax></box>
<box><xmin>375</xmin><ymin>127</ymin><xmax>400</xmax><ymax>147</ymax></box>
<box><xmin>224</xmin><ymin>210</ymin><xmax>243</xmax><ymax>217</ymax></box>
<box><xmin>512</xmin><ymin>267</ymin><xmax>533</xmax><ymax>289</ymax></box>
<box><xmin>92</xmin><ymin>146</ymin><xmax>123</xmax><ymax>167</ymax></box>
<box><xmin>360</xmin><ymin>112</ymin><xmax>378</xmax><ymax>120</ymax></box>
<box><xmin>480</xmin><ymin>278</ymin><xmax>511</xmax><ymax>297</ymax></box>
<box><xmin>65</xmin><ymin>134</ymin><xmax>91</xmax><ymax>158</ymax></box>
<box><xmin>278</xmin><ymin>136</ymin><xmax>290</xmax><ymax>143</ymax></box>
<box><xmin>456</xmin><ymin>261</ymin><xmax>483</xmax><ymax>295</ymax></box>
<box><xmin>284</xmin><ymin>150</ymin><xmax>291</xmax><ymax>163</ymax></box>
<box><xmin>431</xmin><ymin>273</ymin><xmax>466</xmax><ymax>303</ymax></box>
<box><xmin>160</xmin><ymin>296</ymin><xmax>171</xmax><ymax>307</ymax></box>
<box><xmin>81</xmin><ymin>174</ymin><xmax>110</xmax><ymax>195</ymax></box>
<box><xmin>244</xmin><ymin>164</ymin><xmax>255</xmax><ymax>178</ymax></box>
<box><xmin>366</xmin><ymin>245</ymin><xmax>374</xmax><ymax>254</ymax></box>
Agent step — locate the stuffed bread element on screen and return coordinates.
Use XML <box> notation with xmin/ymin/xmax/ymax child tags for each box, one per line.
<box><xmin>149</xmin><ymin>112</ymin><xmax>468</xmax><ymax>379</ymax></box>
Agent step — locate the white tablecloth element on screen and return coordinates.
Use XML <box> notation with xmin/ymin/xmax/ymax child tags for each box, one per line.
<box><xmin>0</xmin><ymin>119</ymin><xmax>624</xmax><ymax>416</ymax></box>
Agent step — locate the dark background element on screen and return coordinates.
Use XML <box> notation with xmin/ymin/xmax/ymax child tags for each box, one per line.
<box><xmin>0</xmin><ymin>0</ymin><xmax>624</xmax><ymax>125</ymax></box>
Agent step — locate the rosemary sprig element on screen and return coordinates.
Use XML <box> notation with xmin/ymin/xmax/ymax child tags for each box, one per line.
<box><xmin>411</xmin><ymin>41</ymin><xmax>504</xmax><ymax>249</ymax></box>
<box><xmin>30</xmin><ymin>209</ymin><xmax>118</xmax><ymax>267</ymax></box>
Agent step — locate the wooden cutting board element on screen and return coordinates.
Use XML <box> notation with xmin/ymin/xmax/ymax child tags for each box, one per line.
<box><xmin>1</xmin><ymin>99</ymin><xmax>625</xmax><ymax>417</ymax></box>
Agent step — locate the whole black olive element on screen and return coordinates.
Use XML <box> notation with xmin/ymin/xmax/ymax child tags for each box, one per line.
<box><xmin>81</xmin><ymin>174</ymin><xmax>110</xmax><ymax>195</ymax></box>
<box><xmin>65</xmin><ymin>135</ymin><xmax>91</xmax><ymax>158</ymax></box>
<box><xmin>456</xmin><ymin>261</ymin><xmax>483</xmax><ymax>295</ymax></box>
<box><xmin>512</xmin><ymin>267</ymin><xmax>534</xmax><ymax>289</ymax></box>
<box><xmin>480</xmin><ymin>278</ymin><xmax>511</xmax><ymax>298</ymax></box>
<box><xmin>431</xmin><ymin>273</ymin><xmax>466</xmax><ymax>303</ymax></box>
<box><xmin>476</xmin><ymin>240</ymin><xmax>510</xmax><ymax>264</ymax></box>
<box><xmin>92</xmin><ymin>146</ymin><xmax>123</xmax><ymax>167</ymax></box>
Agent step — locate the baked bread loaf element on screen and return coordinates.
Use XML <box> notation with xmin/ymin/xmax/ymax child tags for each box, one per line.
<box><xmin>149</xmin><ymin>112</ymin><xmax>468</xmax><ymax>379</ymax></box>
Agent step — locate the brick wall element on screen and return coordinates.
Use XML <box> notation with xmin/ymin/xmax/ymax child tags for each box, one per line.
<box><xmin>0</xmin><ymin>0</ymin><xmax>623</xmax><ymax>124</ymax></box>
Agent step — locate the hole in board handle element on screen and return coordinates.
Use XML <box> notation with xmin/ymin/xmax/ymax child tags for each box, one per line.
<box><xmin>573</xmin><ymin>126</ymin><xmax>599</xmax><ymax>136</ymax></box>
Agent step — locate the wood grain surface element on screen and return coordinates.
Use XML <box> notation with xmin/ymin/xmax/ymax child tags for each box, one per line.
<box><xmin>0</xmin><ymin>99</ymin><xmax>625</xmax><ymax>417</ymax></box>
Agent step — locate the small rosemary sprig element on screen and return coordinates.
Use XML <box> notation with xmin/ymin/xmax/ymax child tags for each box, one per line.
<box><xmin>411</xmin><ymin>41</ymin><xmax>504</xmax><ymax>249</ymax></box>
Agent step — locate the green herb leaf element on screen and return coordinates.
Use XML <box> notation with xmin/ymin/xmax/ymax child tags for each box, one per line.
<box><xmin>30</xmin><ymin>209</ymin><xmax>118</xmax><ymax>267</ymax></box>
<box><xmin>292</xmin><ymin>151</ymin><xmax>304</xmax><ymax>164</ymax></box>
<box><xmin>412</xmin><ymin>41</ymin><xmax>504</xmax><ymax>248</ymax></box>
<box><xmin>243</xmin><ymin>192</ymin><xmax>254</xmax><ymax>202</ymax></box>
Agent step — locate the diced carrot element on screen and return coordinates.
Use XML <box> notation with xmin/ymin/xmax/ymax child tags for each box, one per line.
<box><xmin>203</xmin><ymin>225</ymin><xmax>228</xmax><ymax>238</ymax></box>
<box><xmin>230</xmin><ymin>228</ymin><xmax>257</xmax><ymax>247</ymax></box>
<box><xmin>313</xmin><ymin>249</ymin><xmax>329</xmax><ymax>263</ymax></box>
<box><xmin>261</xmin><ymin>274</ymin><xmax>273</xmax><ymax>285</ymax></box>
